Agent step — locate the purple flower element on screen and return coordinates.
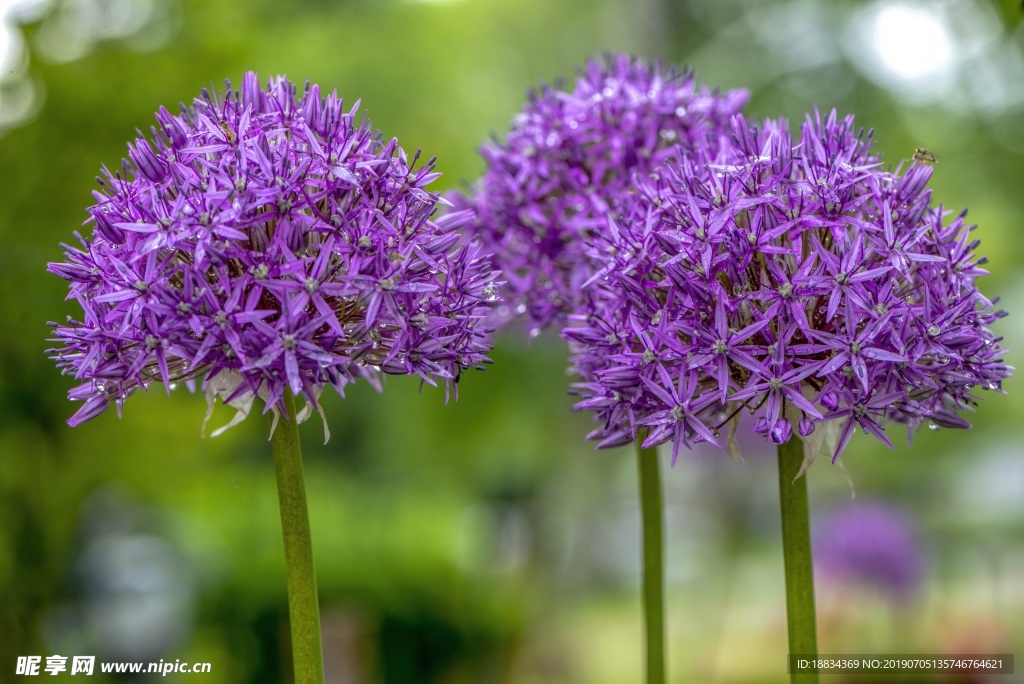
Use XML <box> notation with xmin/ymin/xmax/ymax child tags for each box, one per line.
<box><xmin>48</xmin><ymin>73</ymin><xmax>498</xmax><ymax>433</ymax></box>
<box><xmin>458</xmin><ymin>54</ymin><xmax>748</xmax><ymax>334</ymax></box>
<box><xmin>566</xmin><ymin>110</ymin><xmax>1011</xmax><ymax>465</ymax></box>
<box><xmin>813</xmin><ymin>502</ymin><xmax>924</xmax><ymax>601</ymax></box>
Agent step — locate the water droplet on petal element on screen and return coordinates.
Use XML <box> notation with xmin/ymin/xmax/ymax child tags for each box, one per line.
<box><xmin>927</xmin><ymin>421</ymin><xmax>940</xmax><ymax>431</ymax></box>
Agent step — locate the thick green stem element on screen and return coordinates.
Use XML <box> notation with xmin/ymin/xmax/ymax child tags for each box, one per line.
<box><xmin>636</xmin><ymin>440</ymin><xmax>666</xmax><ymax>684</ymax></box>
<box><xmin>777</xmin><ymin>433</ymin><xmax>819</xmax><ymax>684</ymax></box>
<box><xmin>271</xmin><ymin>392</ymin><xmax>325</xmax><ymax>684</ymax></box>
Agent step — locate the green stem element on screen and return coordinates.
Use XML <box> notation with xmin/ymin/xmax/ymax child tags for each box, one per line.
<box><xmin>636</xmin><ymin>439</ymin><xmax>666</xmax><ymax>684</ymax></box>
<box><xmin>271</xmin><ymin>392</ymin><xmax>325</xmax><ymax>684</ymax></box>
<box><xmin>777</xmin><ymin>433</ymin><xmax>819</xmax><ymax>684</ymax></box>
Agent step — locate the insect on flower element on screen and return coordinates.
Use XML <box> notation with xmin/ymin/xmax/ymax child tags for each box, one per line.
<box><xmin>913</xmin><ymin>147</ymin><xmax>938</xmax><ymax>163</ymax></box>
<box><xmin>218</xmin><ymin>119</ymin><xmax>236</xmax><ymax>143</ymax></box>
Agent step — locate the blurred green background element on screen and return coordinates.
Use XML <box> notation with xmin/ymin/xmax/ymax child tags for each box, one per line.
<box><xmin>1</xmin><ymin>0</ymin><xmax>1022</xmax><ymax>682</ymax></box>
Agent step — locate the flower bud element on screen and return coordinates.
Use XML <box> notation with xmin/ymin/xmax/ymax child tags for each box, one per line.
<box><xmin>799</xmin><ymin>416</ymin><xmax>816</xmax><ymax>437</ymax></box>
<box><xmin>770</xmin><ymin>418</ymin><xmax>793</xmax><ymax>445</ymax></box>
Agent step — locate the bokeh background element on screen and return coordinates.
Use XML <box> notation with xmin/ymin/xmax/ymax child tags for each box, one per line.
<box><xmin>2</xmin><ymin>0</ymin><xmax>1023</xmax><ymax>682</ymax></box>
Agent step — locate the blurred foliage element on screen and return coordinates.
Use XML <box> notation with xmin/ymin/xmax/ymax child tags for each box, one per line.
<box><xmin>1</xmin><ymin>0</ymin><xmax>1023</xmax><ymax>682</ymax></box>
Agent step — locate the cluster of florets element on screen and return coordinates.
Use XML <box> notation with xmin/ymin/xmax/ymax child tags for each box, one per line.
<box><xmin>49</xmin><ymin>73</ymin><xmax>498</xmax><ymax>429</ymax></box>
<box><xmin>459</xmin><ymin>54</ymin><xmax>748</xmax><ymax>333</ymax></box>
<box><xmin>814</xmin><ymin>502</ymin><xmax>924</xmax><ymax>602</ymax></box>
<box><xmin>565</xmin><ymin>110</ymin><xmax>1011</xmax><ymax>464</ymax></box>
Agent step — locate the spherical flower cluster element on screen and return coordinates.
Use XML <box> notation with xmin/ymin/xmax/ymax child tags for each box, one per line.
<box><xmin>566</xmin><ymin>109</ymin><xmax>1011</xmax><ymax>465</ymax></box>
<box><xmin>48</xmin><ymin>73</ymin><xmax>498</xmax><ymax>431</ymax></box>
<box><xmin>813</xmin><ymin>502</ymin><xmax>924</xmax><ymax>602</ymax></box>
<box><xmin>459</xmin><ymin>53</ymin><xmax>748</xmax><ymax>333</ymax></box>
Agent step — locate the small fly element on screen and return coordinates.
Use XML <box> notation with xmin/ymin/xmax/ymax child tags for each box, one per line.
<box><xmin>219</xmin><ymin>120</ymin><xmax>236</xmax><ymax>144</ymax></box>
<box><xmin>913</xmin><ymin>147</ymin><xmax>938</xmax><ymax>164</ymax></box>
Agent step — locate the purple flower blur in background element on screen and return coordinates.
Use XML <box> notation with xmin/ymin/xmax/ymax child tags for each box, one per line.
<box><xmin>813</xmin><ymin>502</ymin><xmax>924</xmax><ymax>602</ymax></box>
<box><xmin>458</xmin><ymin>54</ymin><xmax>747</xmax><ymax>334</ymax></box>
<box><xmin>566</xmin><ymin>110</ymin><xmax>1011</xmax><ymax>463</ymax></box>
<box><xmin>48</xmin><ymin>73</ymin><xmax>498</xmax><ymax>431</ymax></box>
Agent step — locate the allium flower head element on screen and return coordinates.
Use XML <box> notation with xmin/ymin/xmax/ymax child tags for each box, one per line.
<box><xmin>48</xmin><ymin>73</ymin><xmax>497</xmax><ymax>432</ymax></box>
<box><xmin>566</xmin><ymin>109</ymin><xmax>1011</xmax><ymax>465</ymax></box>
<box><xmin>460</xmin><ymin>54</ymin><xmax>748</xmax><ymax>333</ymax></box>
<box><xmin>814</xmin><ymin>502</ymin><xmax>924</xmax><ymax>601</ymax></box>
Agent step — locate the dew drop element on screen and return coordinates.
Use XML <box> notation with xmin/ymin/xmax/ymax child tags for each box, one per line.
<box><xmin>927</xmin><ymin>421</ymin><xmax>940</xmax><ymax>431</ymax></box>
<box><xmin>529</xmin><ymin>327</ymin><xmax>541</xmax><ymax>339</ymax></box>
<box><xmin>675</xmin><ymin>106</ymin><xmax>687</xmax><ymax>117</ymax></box>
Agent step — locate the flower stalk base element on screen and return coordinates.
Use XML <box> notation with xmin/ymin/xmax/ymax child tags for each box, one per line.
<box><xmin>777</xmin><ymin>433</ymin><xmax>819</xmax><ymax>684</ymax></box>
<box><xmin>271</xmin><ymin>392</ymin><xmax>325</xmax><ymax>684</ymax></box>
<box><xmin>636</xmin><ymin>439</ymin><xmax>666</xmax><ymax>684</ymax></box>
